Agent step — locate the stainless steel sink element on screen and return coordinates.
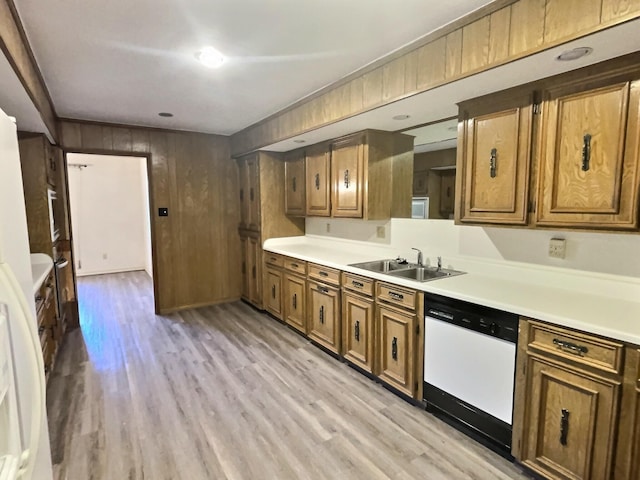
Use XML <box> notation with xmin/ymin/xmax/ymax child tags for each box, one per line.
<box><xmin>386</xmin><ymin>266</ymin><xmax>465</xmax><ymax>282</ymax></box>
<box><xmin>349</xmin><ymin>259</ymin><xmax>413</xmax><ymax>273</ymax></box>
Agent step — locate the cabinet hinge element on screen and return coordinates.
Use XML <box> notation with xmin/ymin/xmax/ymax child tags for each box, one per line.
<box><xmin>533</xmin><ymin>103</ymin><xmax>541</xmax><ymax>115</ymax></box>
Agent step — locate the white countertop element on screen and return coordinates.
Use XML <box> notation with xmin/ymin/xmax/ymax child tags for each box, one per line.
<box><xmin>31</xmin><ymin>253</ymin><xmax>53</xmax><ymax>295</ymax></box>
<box><xmin>264</xmin><ymin>236</ymin><xmax>640</xmax><ymax>345</ymax></box>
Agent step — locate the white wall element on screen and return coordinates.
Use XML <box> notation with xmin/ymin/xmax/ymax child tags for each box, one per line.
<box><xmin>306</xmin><ymin>217</ymin><xmax>640</xmax><ymax>278</ymax></box>
<box><xmin>67</xmin><ymin>153</ymin><xmax>152</xmax><ymax>277</ymax></box>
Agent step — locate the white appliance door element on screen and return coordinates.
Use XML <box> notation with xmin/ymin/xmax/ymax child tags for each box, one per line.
<box><xmin>424</xmin><ymin>316</ymin><xmax>516</xmax><ymax>424</ymax></box>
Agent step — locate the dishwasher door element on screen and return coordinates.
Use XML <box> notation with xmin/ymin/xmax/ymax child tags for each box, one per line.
<box><xmin>424</xmin><ymin>315</ymin><xmax>516</xmax><ymax>424</ymax></box>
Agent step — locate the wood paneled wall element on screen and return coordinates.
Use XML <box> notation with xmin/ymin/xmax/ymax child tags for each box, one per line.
<box><xmin>0</xmin><ymin>0</ymin><xmax>57</xmax><ymax>139</ymax></box>
<box><xmin>59</xmin><ymin>120</ymin><xmax>240</xmax><ymax>314</ymax></box>
<box><xmin>230</xmin><ymin>0</ymin><xmax>640</xmax><ymax>156</ymax></box>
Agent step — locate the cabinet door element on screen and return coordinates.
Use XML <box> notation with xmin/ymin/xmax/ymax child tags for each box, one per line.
<box><xmin>240</xmin><ymin>235</ymin><xmax>249</xmax><ymax>301</ymax></box>
<box><xmin>247</xmin><ymin>236</ymin><xmax>262</xmax><ymax>307</ymax></box>
<box><xmin>520</xmin><ymin>356</ymin><xmax>620</xmax><ymax>480</ymax></box>
<box><xmin>45</xmin><ymin>141</ymin><xmax>57</xmax><ymax>187</ymax></box>
<box><xmin>246</xmin><ymin>154</ymin><xmax>261</xmax><ymax>231</ymax></box>
<box><xmin>307</xmin><ymin>281</ymin><xmax>340</xmax><ymax>354</ymax></box>
<box><xmin>285</xmin><ymin>151</ymin><xmax>306</xmax><ymax>216</ymax></box>
<box><xmin>458</xmin><ymin>93</ymin><xmax>532</xmax><ymax>225</ymax></box>
<box><xmin>265</xmin><ymin>267</ymin><xmax>283</xmax><ymax>320</ymax></box>
<box><xmin>342</xmin><ymin>291</ymin><xmax>375</xmax><ymax>374</ymax></box>
<box><xmin>536</xmin><ymin>80</ymin><xmax>640</xmax><ymax>229</ymax></box>
<box><xmin>331</xmin><ymin>136</ymin><xmax>364</xmax><ymax>218</ymax></box>
<box><xmin>306</xmin><ymin>144</ymin><xmax>331</xmax><ymax>216</ymax></box>
<box><xmin>377</xmin><ymin>304</ymin><xmax>416</xmax><ymax>398</ymax></box>
<box><xmin>237</xmin><ymin>158</ymin><xmax>250</xmax><ymax>228</ymax></box>
<box><xmin>284</xmin><ymin>274</ymin><xmax>306</xmax><ymax>334</ymax></box>
<box><xmin>439</xmin><ymin>171</ymin><xmax>456</xmax><ymax>217</ymax></box>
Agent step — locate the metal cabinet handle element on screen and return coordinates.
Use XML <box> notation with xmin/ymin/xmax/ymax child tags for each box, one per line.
<box><xmin>489</xmin><ymin>148</ymin><xmax>497</xmax><ymax>178</ymax></box>
<box><xmin>292</xmin><ymin>176</ymin><xmax>297</xmax><ymax>193</ymax></box>
<box><xmin>272</xmin><ymin>285</ymin><xmax>276</xmax><ymax>299</ymax></box>
<box><xmin>351</xmin><ymin>280</ymin><xmax>364</xmax><ymax>288</ymax></box>
<box><xmin>315</xmin><ymin>173</ymin><xmax>320</xmax><ymax>190</ymax></box>
<box><xmin>391</xmin><ymin>337</ymin><xmax>398</xmax><ymax>361</ymax></box>
<box><xmin>560</xmin><ymin>409</ymin><xmax>570</xmax><ymax>446</ymax></box>
<box><xmin>344</xmin><ymin>169</ymin><xmax>350</xmax><ymax>188</ymax></box>
<box><xmin>293</xmin><ymin>293</ymin><xmax>297</xmax><ymax>309</ymax></box>
<box><xmin>317</xmin><ymin>286</ymin><xmax>329</xmax><ymax>294</ymax></box>
<box><xmin>291</xmin><ymin>263</ymin><xmax>299</xmax><ymax>268</ymax></box>
<box><xmin>553</xmin><ymin>338</ymin><xmax>588</xmax><ymax>356</ymax></box>
<box><xmin>389</xmin><ymin>292</ymin><xmax>404</xmax><ymax>301</ymax></box>
<box><xmin>319</xmin><ymin>306</ymin><xmax>324</xmax><ymax>324</ymax></box>
<box><xmin>582</xmin><ymin>133</ymin><xmax>592</xmax><ymax>171</ymax></box>
<box><xmin>319</xmin><ymin>271</ymin><xmax>328</xmax><ymax>277</ymax></box>
<box><xmin>270</xmin><ymin>257</ymin><xmax>277</xmax><ymax>263</ymax></box>
<box><xmin>354</xmin><ymin>321</ymin><xmax>360</xmax><ymax>342</ymax></box>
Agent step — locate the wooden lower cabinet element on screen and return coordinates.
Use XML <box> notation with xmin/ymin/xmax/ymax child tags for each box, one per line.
<box><xmin>284</xmin><ymin>273</ymin><xmax>306</xmax><ymax>334</ymax></box>
<box><xmin>240</xmin><ymin>232</ymin><xmax>262</xmax><ymax>308</ymax></box>
<box><xmin>376</xmin><ymin>304</ymin><xmax>417</xmax><ymax>398</ymax></box>
<box><xmin>264</xmin><ymin>267</ymin><xmax>283</xmax><ymax>320</ymax></box>
<box><xmin>342</xmin><ymin>290</ymin><xmax>375</xmax><ymax>374</ymax></box>
<box><xmin>519</xmin><ymin>356</ymin><xmax>620</xmax><ymax>479</ymax></box>
<box><xmin>307</xmin><ymin>281</ymin><xmax>340</xmax><ymax>354</ymax></box>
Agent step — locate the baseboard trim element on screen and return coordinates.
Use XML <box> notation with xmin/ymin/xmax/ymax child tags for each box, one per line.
<box><xmin>158</xmin><ymin>296</ymin><xmax>242</xmax><ymax>315</ymax></box>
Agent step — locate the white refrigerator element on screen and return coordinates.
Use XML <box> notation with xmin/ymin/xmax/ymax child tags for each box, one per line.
<box><xmin>0</xmin><ymin>108</ymin><xmax>53</xmax><ymax>479</ymax></box>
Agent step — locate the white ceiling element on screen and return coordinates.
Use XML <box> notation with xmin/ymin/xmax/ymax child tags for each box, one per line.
<box><xmin>14</xmin><ymin>0</ymin><xmax>494</xmax><ymax>135</ymax></box>
<box><xmin>264</xmin><ymin>19</ymin><xmax>640</xmax><ymax>153</ymax></box>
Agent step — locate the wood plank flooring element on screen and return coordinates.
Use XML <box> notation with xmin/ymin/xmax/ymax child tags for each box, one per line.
<box><xmin>46</xmin><ymin>271</ymin><xmax>532</xmax><ymax>480</ymax></box>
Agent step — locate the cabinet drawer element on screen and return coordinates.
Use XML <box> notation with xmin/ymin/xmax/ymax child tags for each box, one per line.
<box><xmin>342</xmin><ymin>272</ymin><xmax>374</xmax><ymax>297</ymax></box>
<box><xmin>377</xmin><ymin>283</ymin><xmax>417</xmax><ymax>311</ymax></box>
<box><xmin>308</xmin><ymin>263</ymin><xmax>340</xmax><ymax>286</ymax></box>
<box><xmin>284</xmin><ymin>257</ymin><xmax>307</xmax><ymax>275</ymax></box>
<box><xmin>265</xmin><ymin>253</ymin><xmax>284</xmax><ymax>268</ymax></box>
<box><xmin>526</xmin><ymin>320</ymin><xmax>624</xmax><ymax>375</ymax></box>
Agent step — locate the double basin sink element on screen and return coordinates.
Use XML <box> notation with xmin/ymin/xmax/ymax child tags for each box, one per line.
<box><xmin>349</xmin><ymin>258</ymin><xmax>465</xmax><ymax>282</ymax></box>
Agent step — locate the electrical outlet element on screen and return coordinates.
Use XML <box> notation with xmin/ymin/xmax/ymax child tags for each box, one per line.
<box><xmin>548</xmin><ymin>238</ymin><xmax>566</xmax><ymax>259</ymax></box>
<box><xmin>326</xmin><ymin>223</ymin><xmax>331</xmax><ymax>233</ymax></box>
<box><xmin>376</xmin><ymin>226</ymin><xmax>386</xmax><ymax>238</ymax></box>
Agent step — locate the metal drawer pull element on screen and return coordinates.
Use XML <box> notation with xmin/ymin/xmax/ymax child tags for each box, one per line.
<box><xmin>319</xmin><ymin>271</ymin><xmax>328</xmax><ymax>277</ymax></box>
<box><xmin>344</xmin><ymin>169</ymin><xmax>350</xmax><ymax>188</ymax></box>
<box><xmin>293</xmin><ymin>293</ymin><xmax>297</xmax><ymax>309</ymax></box>
<box><xmin>560</xmin><ymin>409</ymin><xmax>570</xmax><ymax>446</ymax></box>
<box><xmin>317</xmin><ymin>286</ymin><xmax>329</xmax><ymax>294</ymax></box>
<box><xmin>319</xmin><ymin>306</ymin><xmax>324</xmax><ymax>324</ymax></box>
<box><xmin>272</xmin><ymin>285</ymin><xmax>276</xmax><ymax>299</ymax></box>
<box><xmin>270</xmin><ymin>257</ymin><xmax>277</xmax><ymax>262</ymax></box>
<box><xmin>292</xmin><ymin>176</ymin><xmax>297</xmax><ymax>192</ymax></box>
<box><xmin>355</xmin><ymin>321</ymin><xmax>360</xmax><ymax>341</ymax></box>
<box><xmin>489</xmin><ymin>148</ymin><xmax>497</xmax><ymax>178</ymax></box>
<box><xmin>352</xmin><ymin>280</ymin><xmax>364</xmax><ymax>288</ymax></box>
<box><xmin>389</xmin><ymin>292</ymin><xmax>404</xmax><ymax>301</ymax></box>
<box><xmin>291</xmin><ymin>263</ymin><xmax>299</xmax><ymax>268</ymax></box>
<box><xmin>553</xmin><ymin>338</ymin><xmax>588</xmax><ymax>356</ymax></box>
<box><xmin>582</xmin><ymin>133</ymin><xmax>592</xmax><ymax>172</ymax></box>
<box><xmin>391</xmin><ymin>337</ymin><xmax>398</xmax><ymax>361</ymax></box>
<box><xmin>315</xmin><ymin>173</ymin><xmax>320</xmax><ymax>190</ymax></box>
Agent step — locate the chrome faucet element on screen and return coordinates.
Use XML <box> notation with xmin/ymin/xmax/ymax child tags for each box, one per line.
<box><xmin>411</xmin><ymin>248</ymin><xmax>423</xmax><ymax>267</ymax></box>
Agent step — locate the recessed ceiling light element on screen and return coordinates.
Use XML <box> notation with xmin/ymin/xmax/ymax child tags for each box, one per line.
<box><xmin>158</xmin><ymin>112</ymin><xmax>174</xmax><ymax>117</ymax></box>
<box><xmin>196</xmin><ymin>46</ymin><xmax>226</xmax><ymax>68</ymax></box>
<box><xmin>556</xmin><ymin>47</ymin><xmax>593</xmax><ymax>62</ymax></box>
<box><xmin>392</xmin><ymin>114</ymin><xmax>411</xmax><ymax>121</ymax></box>
<box><xmin>293</xmin><ymin>139</ymin><xmax>306</xmax><ymax>144</ymax></box>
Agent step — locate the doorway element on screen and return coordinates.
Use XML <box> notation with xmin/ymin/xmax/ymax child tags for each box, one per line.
<box><xmin>66</xmin><ymin>153</ymin><xmax>153</xmax><ymax>280</ymax></box>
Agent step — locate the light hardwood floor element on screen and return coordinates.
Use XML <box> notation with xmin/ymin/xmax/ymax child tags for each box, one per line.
<box><xmin>47</xmin><ymin>272</ymin><xmax>532</xmax><ymax>480</ymax></box>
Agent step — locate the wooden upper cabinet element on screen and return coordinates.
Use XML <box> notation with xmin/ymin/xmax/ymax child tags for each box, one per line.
<box><xmin>284</xmin><ymin>150</ymin><xmax>305</xmax><ymax>216</ymax></box>
<box><xmin>331</xmin><ymin>135</ymin><xmax>365</xmax><ymax>218</ymax></box>
<box><xmin>536</xmin><ymin>79</ymin><xmax>640</xmax><ymax>229</ymax></box>
<box><xmin>305</xmin><ymin>144</ymin><xmax>331</xmax><ymax>216</ymax></box>
<box><xmin>456</xmin><ymin>90</ymin><xmax>533</xmax><ymax>225</ymax></box>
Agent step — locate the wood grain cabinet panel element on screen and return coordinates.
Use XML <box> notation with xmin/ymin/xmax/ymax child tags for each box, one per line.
<box><xmin>520</xmin><ymin>356</ymin><xmax>620</xmax><ymax>480</ymax></box>
<box><xmin>247</xmin><ymin>235</ymin><xmax>262</xmax><ymax>307</ymax></box>
<box><xmin>284</xmin><ymin>150</ymin><xmax>306</xmax><ymax>216</ymax></box>
<box><xmin>342</xmin><ymin>291</ymin><xmax>375</xmax><ymax>374</ymax></box>
<box><xmin>331</xmin><ymin>135</ymin><xmax>365</xmax><ymax>218</ymax></box>
<box><xmin>240</xmin><ymin>235</ymin><xmax>249</xmax><ymax>301</ymax></box>
<box><xmin>246</xmin><ymin>155</ymin><xmax>261</xmax><ymax>231</ymax></box>
<box><xmin>543</xmin><ymin>0</ymin><xmax>602</xmax><ymax>44</ymax></box>
<box><xmin>461</xmin><ymin>16</ymin><xmax>490</xmax><ymax>74</ymax></box>
<box><xmin>602</xmin><ymin>0</ymin><xmax>640</xmax><ymax>22</ymax></box>
<box><xmin>264</xmin><ymin>267</ymin><xmax>283</xmax><ymax>320</ymax></box>
<box><xmin>305</xmin><ymin>144</ymin><xmax>331</xmax><ymax>217</ymax></box>
<box><xmin>284</xmin><ymin>273</ymin><xmax>306</xmax><ymax>334</ymax></box>
<box><xmin>307</xmin><ymin>281</ymin><xmax>341</xmax><ymax>354</ymax></box>
<box><xmin>376</xmin><ymin>304</ymin><xmax>417</xmax><ymax>398</ymax></box>
<box><xmin>536</xmin><ymin>79</ymin><xmax>640</xmax><ymax>229</ymax></box>
<box><xmin>509</xmin><ymin>0</ymin><xmax>546</xmax><ymax>56</ymax></box>
<box><xmin>457</xmin><ymin>91</ymin><xmax>533</xmax><ymax>225</ymax></box>
<box><xmin>237</xmin><ymin>157</ymin><xmax>250</xmax><ymax>229</ymax></box>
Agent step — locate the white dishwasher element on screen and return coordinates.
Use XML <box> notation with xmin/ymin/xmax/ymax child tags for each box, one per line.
<box><xmin>423</xmin><ymin>292</ymin><xmax>518</xmax><ymax>453</ymax></box>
